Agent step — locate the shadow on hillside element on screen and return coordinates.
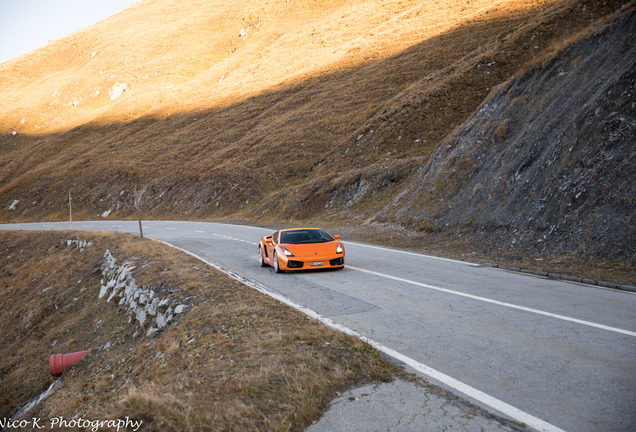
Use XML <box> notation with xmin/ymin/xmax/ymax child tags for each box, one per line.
<box><xmin>0</xmin><ymin>1</ymin><xmax>624</xmax><ymax>227</ymax></box>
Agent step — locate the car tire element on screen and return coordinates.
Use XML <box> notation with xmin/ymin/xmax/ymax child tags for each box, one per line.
<box><xmin>274</xmin><ymin>251</ymin><xmax>283</xmax><ymax>273</ymax></box>
<box><xmin>258</xmin><ymin>246</ymin><xmax>267</xmax><ymax>267</ymax></box>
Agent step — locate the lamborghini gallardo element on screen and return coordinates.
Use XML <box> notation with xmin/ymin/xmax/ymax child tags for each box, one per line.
<box><xmin>259</xmin><ymin>228</ymin><xmax>345</xmax><ymax>272</ymax></box>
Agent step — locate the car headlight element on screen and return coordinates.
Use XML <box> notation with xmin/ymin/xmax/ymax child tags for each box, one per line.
<box><xmin>280</xmin><ymin>246</ymin><xmax>295</xmax><ymax>257</ymax></box>
<box><xmin>336</xmin><ymin>243</ymin><xmax>343</xmax><ymax>254</ymax></box>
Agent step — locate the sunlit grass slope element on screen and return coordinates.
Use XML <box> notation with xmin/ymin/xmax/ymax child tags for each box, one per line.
<box><xmin>1</xmin><ymin>0</ymin><xmax>546</xmax><ymax>133</ymax></box>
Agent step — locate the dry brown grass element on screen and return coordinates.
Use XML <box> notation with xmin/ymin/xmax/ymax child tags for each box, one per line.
<box><xmin>0</xmin><ymin>231</ymin><xmax>396</xmax><ymax>430</ymax></box>
<box><xmin>0</xmin><ymin>0</ymin><xmax>626</xmax><ymax>224</ymax></box>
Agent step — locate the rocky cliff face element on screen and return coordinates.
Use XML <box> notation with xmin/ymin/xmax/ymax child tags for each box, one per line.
<box><xmin>384</xmin><ymin>9</ymin><xmax>635</xmax><ymax>263</ymax></box>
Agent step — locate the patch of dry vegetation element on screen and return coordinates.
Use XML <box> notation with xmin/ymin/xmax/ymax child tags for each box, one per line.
<box><xmin>0</xmin><ymin>0</ymin><xmax>626</xmax><ymax>225</ymax></box>
<box><xmin>0</xmin><ymin>231</ymin><xmax>396</xmax><ymax>430</ymax></box>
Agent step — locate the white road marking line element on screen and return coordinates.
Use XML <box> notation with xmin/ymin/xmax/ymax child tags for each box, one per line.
<box><xmin>154</xmin><ymin>239</ymin><xmax>566</xmax><ymax>432</ymax></box>
<box><xmin>348</xmin><ymin>265</ymin><xmax>636</xmax><ymax>338</ymax></box>
<box><xmin>162</xmin><ymin>220</ymin><xmax>267</xmax><ymax>231</ymax></box>
<box><xmin>194</xmin><ymin>230</ymin><xmax>205</xmax><ymax>233</ymax></box>
<box><xmin>362</xmin><ymin>340</ymin><xmax>567</xmax><ymax>432</ymax></box>
<box><xmin>166</xmin><ymin>227</ymin><xmax>177</xmax><ymax>230</ymax></box>
<box><xmin>210</xmin><ymin>232</ymin><xmax>258</xmax><ymax>245</ymax></box>
<box><xmin>346</xmin><ymin>241</ymin><xmax>479</xmax><ymax>266</ymax></box>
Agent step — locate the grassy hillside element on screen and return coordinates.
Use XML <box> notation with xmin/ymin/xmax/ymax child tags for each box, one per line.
<box><xmin>0</xmin><ymin>0</ymin><xmax>632</xmax><ymax>274</ymax></box>
<box><xmin>0</xmin><ymin>230</ymin><xmax>397</xmax><ymax>430</ymax></box>
<box><xmin>0</xmin><ymin>0</ymin><xmax>624</xmax><ymax>216</ymax></box>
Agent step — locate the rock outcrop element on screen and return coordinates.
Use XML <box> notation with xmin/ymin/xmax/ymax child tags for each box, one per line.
<box><xmin>99</xmin><ymin>250</ymin><xmax>188</xmax><ymax>336</ymax></box>
<box><xmin>385</xmin><ymin>9</ymin><xmax>636</xmax><ymax>262</ymax></box>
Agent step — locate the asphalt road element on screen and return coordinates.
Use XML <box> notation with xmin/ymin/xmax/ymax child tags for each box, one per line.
<box><xmin>2</xmin><ymin>220</ymin><xmax>635</xmax><ymax>432</ymax></box>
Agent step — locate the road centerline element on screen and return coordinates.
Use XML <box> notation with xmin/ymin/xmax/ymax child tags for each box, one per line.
<box><xmin>346</xmin><ymin>241</ymin><xmax>479</xmax><ymax>266</ymax></box>
<box><xmin>347</xmin><ymin>265</ymin><xmax>636</xmax><ymax>338</ymax></box>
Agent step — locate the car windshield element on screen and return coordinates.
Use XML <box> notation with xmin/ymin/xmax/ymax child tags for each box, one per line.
<box><xmin>280</xmin><ymin>229</ymin><xmax>334</xmax><ymax>244</ymax></box>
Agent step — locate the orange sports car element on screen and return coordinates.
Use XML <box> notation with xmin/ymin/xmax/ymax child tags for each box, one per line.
<box><xmin>259</xmin><ymin>228</ymin><xmax>345</xmax><ymax>272</ymax></box>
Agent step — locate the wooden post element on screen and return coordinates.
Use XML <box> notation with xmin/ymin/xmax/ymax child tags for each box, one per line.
<box><xmin>134</xmin><ymin>186</ymin><xmax>146</xmax><ymax>239</ymax></box>
<box><xmin>69</xmin><ymin>190</ymin><xmax>73</xmax><ymax>230</ymax></box>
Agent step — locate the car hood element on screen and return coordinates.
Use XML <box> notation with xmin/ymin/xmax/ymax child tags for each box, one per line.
<box><xmin>282</xmin><ymin>241</ymin><xmax>340</xmax><ymax>258</ymax></box>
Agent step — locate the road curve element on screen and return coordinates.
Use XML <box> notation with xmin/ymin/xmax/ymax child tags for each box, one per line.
<box><xmin>2</xmin><ymin>220</ymin><xmax>635</xmax><ymax>432</ymax></box>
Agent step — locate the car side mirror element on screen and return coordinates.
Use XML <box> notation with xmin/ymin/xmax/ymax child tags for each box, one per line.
<box><xmin>334</xmin><ymin>235</ymin><xmax>341</xmax><ymax>240</ymax></box>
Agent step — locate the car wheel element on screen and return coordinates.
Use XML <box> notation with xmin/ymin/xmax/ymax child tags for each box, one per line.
<box><xmin>258</xmin><ymin>246</ymin><xmax>267</xmax><ymax>267</ymax></box>
<box><xmin>274</xmin><ymin>251</ymin><xmax>283</xmax><ymax>273</ymax></box>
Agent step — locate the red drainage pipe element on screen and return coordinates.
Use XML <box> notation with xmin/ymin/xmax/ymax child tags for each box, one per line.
<box><xmin>49</xmin><ymin>350</ymin><xmax>90</xmax><ymax>376</ymax></box>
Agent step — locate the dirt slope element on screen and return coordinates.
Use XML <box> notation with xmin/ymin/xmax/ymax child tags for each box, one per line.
<box><xmin>0</xmin><ymin>0</ymin><xmax>632</xmax><ymax>266</ymax></box>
